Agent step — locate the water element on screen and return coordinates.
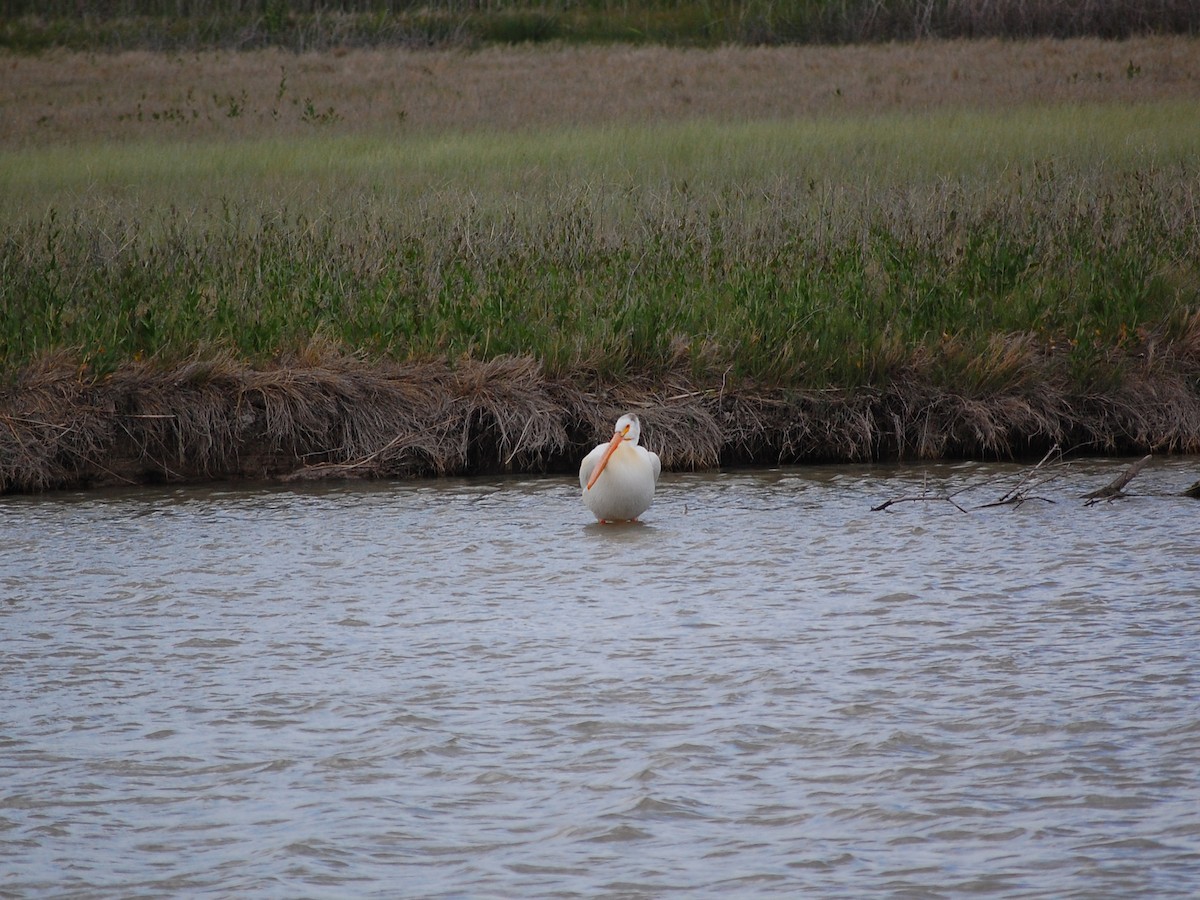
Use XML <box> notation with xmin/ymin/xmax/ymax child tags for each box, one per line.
<box><xmin>3</xmin><ymin>458</ymin><xmax>1199</xmax><ymax>898</ymax></box>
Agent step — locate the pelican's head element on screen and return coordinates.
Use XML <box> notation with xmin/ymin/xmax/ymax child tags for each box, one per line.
<box><xmin>613</xmin><ymin>413</ymin><xmax>641</xmax><ymax>446</ymax></box>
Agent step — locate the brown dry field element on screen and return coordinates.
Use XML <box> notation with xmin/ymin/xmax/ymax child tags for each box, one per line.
<box><xmin>4</xmin><ymin>36</ymin><xmax>1200</xmax><ymax>146</ymax></box>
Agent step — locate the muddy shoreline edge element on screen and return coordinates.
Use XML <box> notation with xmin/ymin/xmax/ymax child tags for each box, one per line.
<box><xmin>4</xmin><ymin>352</ymin><xmax>1199</xmax><ymax>494</ymax></box>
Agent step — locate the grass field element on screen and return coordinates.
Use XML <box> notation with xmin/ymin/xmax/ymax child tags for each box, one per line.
<box><xmin>2</xmin><ymin>38</ymin><xmax>1200</xmax><ymax>488</ymax></box>
<box><xmin>4</xmin><ymin>51</ymin><xmax>1199</xmax><ymax>381</ymax></box>
<box><xmin>5</xmin><ymin>38</ymin><xmax>1199</xmax><ymax>146</ymax></box>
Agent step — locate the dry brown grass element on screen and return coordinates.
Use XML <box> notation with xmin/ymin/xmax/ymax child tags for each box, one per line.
<box><xmin>5</xmin><ymin>329</ymin><xmax>1200</xmax><ymax>491</ymax></box>
<box><xmin>4</xmin><ymin>36</ymin><xmax>1199</xmax><ymax>147</ymax></box>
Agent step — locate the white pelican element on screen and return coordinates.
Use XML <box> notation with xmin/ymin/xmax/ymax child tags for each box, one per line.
<box><xmin>579</xmin><ymin>413</ymin><xmax>661</xmax><ymax>523</ymax></box>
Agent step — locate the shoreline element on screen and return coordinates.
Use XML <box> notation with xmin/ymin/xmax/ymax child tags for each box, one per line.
<box><xmin>4</xmin><ymin>353</ymin><xmax>1199</xmax><ymax>494</ymax></box>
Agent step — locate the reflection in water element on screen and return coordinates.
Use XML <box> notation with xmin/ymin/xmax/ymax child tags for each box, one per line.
<box><xmin>3</xmin><ymin>459</ymin><xmax>1200</xmax><ymax>897</ymax></box>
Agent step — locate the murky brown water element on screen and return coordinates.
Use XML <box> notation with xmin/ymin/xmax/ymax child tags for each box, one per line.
<box><xmin>3</xmin><ymin>459</ymin><xmax>1200</xmax><ymax>898</ymax></box>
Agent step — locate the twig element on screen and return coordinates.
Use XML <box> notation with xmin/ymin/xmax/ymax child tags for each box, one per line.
<box><xmin>871</xmin><ymin>494</ymin><xmax>970</xmax><ymax>513</ymax></box>
<box><xmin>872</xmin><ymin>474</ymin><xmax>973</xmax><ymax>513</ymax></box>
<box><xmin>503</xmin><ymin>415</ymin><xmax>534</xmax><ymax>466</ymax></box>
<box><xmin>975</xmin><ymin>443</ymin><xmax>1064</xmax><ymax>508</ymax></box>
<box><xmin>663</xmin><ymin>389</ymin><xmax>718</xmax><ymax>402</ymax></box>
<box><xmin>2</xmin><ymin>414</ymin><xmax>77</xmax><ymax>431</ymax></box>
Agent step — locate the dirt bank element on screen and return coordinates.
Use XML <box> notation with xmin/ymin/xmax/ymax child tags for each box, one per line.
<box><xmin>4</xmin><ymin>346</ymin><xmax>1200</xmax><ymax>493</ymax></box>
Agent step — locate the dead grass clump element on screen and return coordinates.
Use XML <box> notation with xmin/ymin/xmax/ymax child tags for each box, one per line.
<box><xmin>876</xmin><ymin>333</ymin><xmax>1078</xmax><ymax>459</ymax></box>
<box><xmin>713</xmin><ymin>386</ymin><xmax>881</xmax><ymax>465</ymax></box>
<box><xmin>261</xmin><ymin>359</ymin><xmax>472</xmax><ymax>479</ymax></box>
<box><xmin>450</xmin><ymin>356</ymin><xmax>571</xmax><ymax>474</ymax></box>
<box><xmin>888</xmin><ymin>389</ymin><xmax>1074</xmax><ymax>460</ymax></box>
<box><xmin>1078</xmin><ymin>367</ymin><xmax>1200</xmax><ymax>455</ymax></box>
<box><xmin>0</xmin><ymin>353</ymin><xmax>119</xmax><ymax>491</ymax></box>
<box><xmin>105</xmin><ymin>354</ymin><xmax>245</xmax><ymax>480</ymax></box>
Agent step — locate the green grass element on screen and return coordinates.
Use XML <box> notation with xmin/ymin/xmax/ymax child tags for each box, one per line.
<box><xmin>7</xmin><ymin>102</ymin><xmax>1199</xmax><ymax>202</ymax></box>
<box><xmin>3</xmin><ymin>102</ymin><xmax>1199</xmax><ymax>387</ymax></box>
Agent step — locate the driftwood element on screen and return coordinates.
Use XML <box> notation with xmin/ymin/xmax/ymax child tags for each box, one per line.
<box><xmin>870</xmin><ymin>478</ymin><xmax>974</xmax><ymax>513</ymax></box>
<box><xmin>1081</xmin><ymin>454</ymin><xmax>1153</xmax><ymax>506</ymax></box>
<box><xmin>976</xmin><ymin>444</ymin><xmax>1065</xmax><ymax>508</ymax></box>
<box><xmin>873</xmin><ymin>444</ymin><xmax>1066</xmax><ymax>513</ymax></box>
<box><xmin>872</xmin><ymin>449</ymin><xmax>1200</xmax><ymax>511</ymax></box>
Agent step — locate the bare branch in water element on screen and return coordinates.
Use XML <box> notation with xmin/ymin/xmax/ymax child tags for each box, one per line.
<box><xmin>976</xmin><ymin>444</ymin><xmax>1065</xmax><ymax>509</ymax></box>
<box><xmin>872</xmin><ymin>473</ymin><xmax>973</xmax><ymax>513</ymax></box>
<box><xmin>1081</xmin><ymin>454</ymin><xmax>1153</xmax><ymax>506</ymax></box>
<box><xmin>871</xmin><ymin>446</ymin><xmax>1176</xmax><ymax>512</ymax></box>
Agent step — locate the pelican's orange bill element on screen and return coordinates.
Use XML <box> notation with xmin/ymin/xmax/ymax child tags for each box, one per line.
<box><xmin>585</xmin><ymin>426</ymin><xmax>629</xmax><ymax>491</ymax></box>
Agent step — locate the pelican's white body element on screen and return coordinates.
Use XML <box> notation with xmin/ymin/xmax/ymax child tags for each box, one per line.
<box><xmin>579</xmin><ymin>414</ymin><xmax>661</xmax><ymax>522</ymax></box>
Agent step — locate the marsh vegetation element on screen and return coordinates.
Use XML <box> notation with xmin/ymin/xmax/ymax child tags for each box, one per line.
<box><xmin>2</xmin><ymin>38</ymin><xmax>1199</xmax><ymax>490</ymax></box>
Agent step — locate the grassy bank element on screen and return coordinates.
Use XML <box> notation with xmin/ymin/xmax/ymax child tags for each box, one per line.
<box><xmin>3</xmin><ymin>0</ymin><xmax>1197</xmax><ymax>52</ymax></box>
<box><xmin>5</xmin><ymin>105</ymin><xmax>1200</xmax><ymax>380</ymax></box>
<box><xmin>3</xmin><ymin>41</ymin><xmax>1200</xmax><ymax>490</ymax></box>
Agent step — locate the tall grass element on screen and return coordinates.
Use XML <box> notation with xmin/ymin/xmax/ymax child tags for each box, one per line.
<box><xmin>4</xmin><ymin>105</ymin><xmax>1198</xmax><ymax>389</ymax></box>
<box><xmin>2</xmin><ymin>0</ymin><xmax>1197</xmax><ymax>51</ymax></box>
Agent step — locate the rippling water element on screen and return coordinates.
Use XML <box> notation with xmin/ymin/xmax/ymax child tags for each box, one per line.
<box><xmin>3</xmin><ymin>458</ymin><xmax>1200</xmax><ymax>897</ymax></box>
